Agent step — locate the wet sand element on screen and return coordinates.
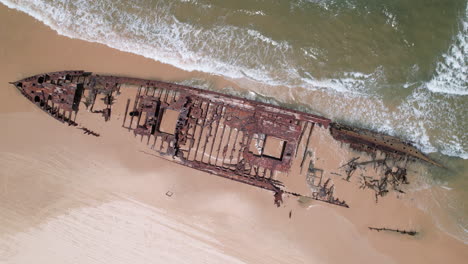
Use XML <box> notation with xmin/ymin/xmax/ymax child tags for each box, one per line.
<box><xmin>1</xmin><ymin>4</ymin><xmax>467</xmax><ymax>264</ymax></box>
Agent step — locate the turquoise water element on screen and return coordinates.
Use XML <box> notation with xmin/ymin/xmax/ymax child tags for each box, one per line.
<box><xmin>2</xmin><ymin>0</ymin><xmax>467</xmax><ymax>241</ymax></box>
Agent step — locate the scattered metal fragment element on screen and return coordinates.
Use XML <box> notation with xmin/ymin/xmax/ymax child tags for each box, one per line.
<box><xmin>78</xmin><ymin>127</ymin><xmax>100</xmax><ymax>137</ymax></box>
<box><xmin>300</xmin><ymin>150</ymin><xmax>313</xmax><ymax>174</ymax></box>
<box><xmin>359</xmin><ymin>161</ymin><xmax>409</xmax><ymax>202</ymax></box>
<box><xmin>339</xmin><ymin>157</ymin><xmax>360</xmax><ymax>181</ymax></box>
<box><xmin>368</xmin><ymin>227</ymin><xmax>418</xmax><ymax>236</ymax></box>
<box><xmin>306</xmin><ymin>160</ymin><xmax>349</xmax><ymax>208</ymax></box>
<box><xmin>356</xmin><ymin>159</ymin><xmax>386</xmax><ymax>166</ymax></box>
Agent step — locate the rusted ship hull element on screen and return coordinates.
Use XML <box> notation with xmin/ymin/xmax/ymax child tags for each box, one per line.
<box><xmin>10</xmin><ymin>71</ymin><xmax>440</xmax><ymax>207</ymax></box>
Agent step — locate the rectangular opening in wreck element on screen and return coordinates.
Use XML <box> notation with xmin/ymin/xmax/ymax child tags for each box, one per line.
<box><xmin>249</xmin><ymin>133</ymin><xmax>265</xmax><ymax>156</ymax></box>
<box><xmin>72</xmin><ymin>83</ymin><xmax>83</xmax><ymax>111</ymax></box>
<box><xmin>138</xmin><ymin>111</ymin><xmax>148</xmax><ymax>127</ymax></box>
<box><xmin>159</xmin><ymin>108</ymin><xmax>180</xmax><ymax>135</ymax></box>
<box><xmin>262</xmin><ymin>136</ymin><xmax>286</xmax><ymax>160</ymax></box>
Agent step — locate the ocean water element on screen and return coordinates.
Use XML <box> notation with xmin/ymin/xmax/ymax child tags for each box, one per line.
<box><xmin>1</xmin><ymin>0</ymin><xmax>467</xmax><ymax>241</ymax></box>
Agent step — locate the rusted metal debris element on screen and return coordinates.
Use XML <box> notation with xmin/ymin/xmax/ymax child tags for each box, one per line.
<box><xmin>359</xmin><ymin>163</ymin><xmax>409</xmax><ymax>203</ymax></box>
<box><xmin>10</xmin><ymin>71</ymin><xmax>439</xmax><ymax>207</ymax></box>
<box><xmin>78</xmin><ymin>127</ymin><xmax>100</xmax><ymax>137</ymax></box>
<box><xmin>306</xmin><ymin>160</ymin><xmax>349</xmax><ymax>208</ymax></box>
<box><xmin>339</xmin><ymin>157</ymin><xmax>360</xmax><ymax>181</ymax></box>
<box><xmin>368</xmin><ymin>226</ymin><xmax>418</xmax><ymax>236</ymax></box>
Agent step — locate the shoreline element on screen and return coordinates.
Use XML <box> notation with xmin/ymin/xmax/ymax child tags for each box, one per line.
<box><xmin>1</xmin><ymin>4</ymin><xmax>468</xmax><ymax>263</ymax></box>
<box><xmin>2</xmin><ymin>1</ymin><xmax>467</xmax><ymax>160</ymax></box>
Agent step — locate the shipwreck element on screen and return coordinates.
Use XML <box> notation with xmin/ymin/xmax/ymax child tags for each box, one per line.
<box><xmin>10</xmin><ymin>71</ymin><xmax>441</xmax><ymax>207</ymax></box>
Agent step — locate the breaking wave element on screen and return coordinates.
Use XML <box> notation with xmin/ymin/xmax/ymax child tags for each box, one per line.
<box><xmin>426</xmin><ymin>4</ymin><xmax>468</xmax><ymax>95</ymax></box>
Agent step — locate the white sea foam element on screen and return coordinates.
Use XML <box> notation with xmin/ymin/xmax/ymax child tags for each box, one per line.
<box><xmin>291</xmin><ymin>0</ymin><xmax>357</xmax><ymax>11</ymax></box>
<box><xmin>383</xmin><ymin>7</ymin><xmax>399</xmax><ymax>29</ymax></box>
<box><xmin>426</xmin><ymin>5</ymin><xmax>468</xmax><ymax>95</ymax></box>
<box><xmin>397</xmin><ymin>85</ymin><xmax>467</xmax><ymax>157</ymax></box>
<box><xmin>236</xmin><ymin>9</ymin><xmax>266</xmax><ymax>16</ymax></box>
<box><xmin>247</xmin><ymin>29</ymin><xmax>288</xmax><ymax>48</ymax></box>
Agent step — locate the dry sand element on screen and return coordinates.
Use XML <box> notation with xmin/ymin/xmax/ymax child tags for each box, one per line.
<box><xmin>1</xmin><ymin>4</ymin><xmax>467</xmax><ymax>263</ymax></box>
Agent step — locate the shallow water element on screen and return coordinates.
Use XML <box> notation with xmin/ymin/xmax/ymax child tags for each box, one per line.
<box><xmin>1</xmin><ymin>0</ymin><xmax>467</xmax><ymax>242</ymax></box>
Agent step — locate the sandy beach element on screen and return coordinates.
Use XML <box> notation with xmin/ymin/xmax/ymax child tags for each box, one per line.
<box><xmin>1</xmin><ymin>3</ymin><xmax>468</xmax><ymax>263</ymax></box>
